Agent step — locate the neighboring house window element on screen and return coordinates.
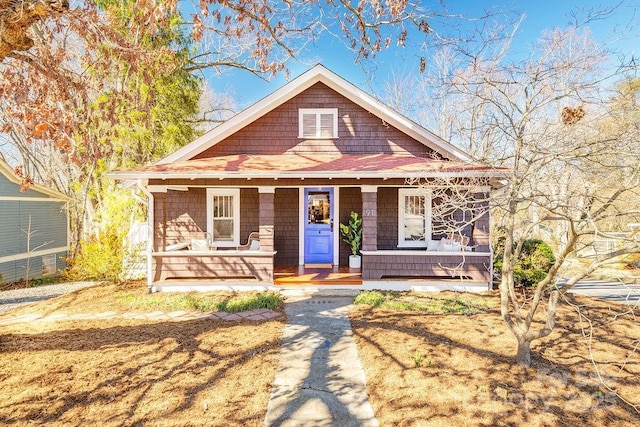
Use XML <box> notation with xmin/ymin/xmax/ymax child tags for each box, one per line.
<box><xmin>298</xmin><ymin>108</ymin><xmax>338</xmax><ymax>138</ymax></box>
<box><xmin>42</xmin><ymin>254</ymin><xmax>56</xmax><ymax>276</ymax></box>
<box><xmin>398</xmin><ymin>189</ymin><xmax>431</xmax><ymax>248</ymax></box>
<box><xmin>206</xmin><ymin>188</ymin><xmax>240</xmax><ymax>247</ymax></box>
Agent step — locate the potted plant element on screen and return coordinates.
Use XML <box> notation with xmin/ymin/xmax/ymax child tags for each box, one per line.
<box><xmin>340</xmin><ymin>211</ymin><xmax>363</xmax><ymax>269</ymax></box>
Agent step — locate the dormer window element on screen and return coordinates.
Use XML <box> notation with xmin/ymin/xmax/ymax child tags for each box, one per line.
<box><xmin>298</xmin><ymin>108</ymin><xmax>338</xmax><ymax>138</ymax></box>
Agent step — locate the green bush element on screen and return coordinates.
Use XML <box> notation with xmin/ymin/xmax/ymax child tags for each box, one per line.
<box><xmin>64</xmin><ymin>185</ymin><xmax>140</xmax><ymax>283</ymax></box>
<box><xmin>494</xmin><ymin>239</ymin><xmax>556</xmax><ymax>287</ymax></box>
<box><xmin>64</xmin><ymin>228</ymin><xmax>125</xmax><ymax>283</ymax></box>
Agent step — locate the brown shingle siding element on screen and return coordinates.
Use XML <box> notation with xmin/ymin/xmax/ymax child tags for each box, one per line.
<box><xmin>194</xmin><ymin>82</ymin><xmax>436</xmax><ymax>159</ymax></box>
<box><xmin>377</xmin><ymin>187</ymin><xmax>398</xmax><ymax>250</ymax></box>
<box><xmin>274</xmin><ymin>188</ymin><xmax>299</xmax><ymax>266</ymax></box>
<box><xmin>362</xmin><ymin>253</ymin><xmax>491</xmax><ymax>282</ymax></box>
<box><xmin>165</xmin><ymin>188</ymin><xmax>206</xmax><ymax>245</ymax></box>
<box><xmin>240</xmin><ymin>188</ymin><xmax>259</xmax><ymax>244</ymax></box>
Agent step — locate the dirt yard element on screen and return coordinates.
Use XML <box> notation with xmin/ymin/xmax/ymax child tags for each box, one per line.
<box><xmin>351</xmin><ymin>291</ymin><xmax>640</xmax><ymax>426</ymax></box>
<box><xmin>1</xmin><ymin>282</ymin><xmax>639</xmax><ymax>426</ymax></box>
<box><xmin>0</xmin><ymin>282</ymin><xmax>284</xmax><ymax>426</ymax></box>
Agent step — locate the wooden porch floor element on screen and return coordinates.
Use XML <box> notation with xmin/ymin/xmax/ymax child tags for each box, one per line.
<box><xmin>274</xmin><ymin>265</ymin><xmax>363</xmax><ymax>286</ymax></box>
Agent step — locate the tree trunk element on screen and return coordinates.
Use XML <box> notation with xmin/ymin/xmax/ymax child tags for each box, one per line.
<box><xmin>516</xmin><ymin>337</ymin><xmax>532</xmax><ymax>367</ymax></box>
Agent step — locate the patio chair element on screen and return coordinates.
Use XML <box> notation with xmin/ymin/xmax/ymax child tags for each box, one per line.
<box><xmin>237</xmin><ymin>231</ymin><xmax>260</xmax><ymax>251</ymax></box>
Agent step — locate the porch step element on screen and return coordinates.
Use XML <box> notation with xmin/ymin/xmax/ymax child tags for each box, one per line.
<box><xmin>274</xmin><ymin>265</ymin><xmax>363</xmax><ymax>286</ymax></box>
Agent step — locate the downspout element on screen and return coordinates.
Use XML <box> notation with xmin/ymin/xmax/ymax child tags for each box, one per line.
<box><xmin>136</xmin><ymin>179</ymin><xmax>154</xmax><ymax>294</ymax></box>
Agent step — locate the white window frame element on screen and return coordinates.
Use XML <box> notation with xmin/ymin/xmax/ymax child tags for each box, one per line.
<box><xmin>206</xmin><ymin>188</ymin><xmax>240</xmax><ymax>247</ymax></box>
<box><xmin>298</xmin><ymin>108</ymin><xmax>338</xmax><ymax>138</ymax></box>
<box><xmin>397</xmin><ymin>188</ymin><xmax>431</xmax><ymax>248</ymax></box>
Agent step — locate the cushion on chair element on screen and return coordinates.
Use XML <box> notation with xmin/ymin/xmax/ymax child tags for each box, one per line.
<box><xmin>437</xmin><ymin>238</ymin><xmax>461</xmax><ymax>252</ymax></box>
<box><xmin>427</xmin><ymin>240</ymin><xmax>440</xmax><ymax>251</ymax></box>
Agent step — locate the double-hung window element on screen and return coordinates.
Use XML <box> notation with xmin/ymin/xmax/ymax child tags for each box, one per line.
<box><xmin>298</xmin><ymin>108</ymin><xmax>338</xmax><ymax>138</ymax></box>
<box><xmin>398</xmin><ymin>189</ymin><xmax>431</xmax><ymax>248</ymax></box>
<box><xmin>206</xmin><ymin>188</ymin><xmax>240</xmax><ymax>247</ymax></box>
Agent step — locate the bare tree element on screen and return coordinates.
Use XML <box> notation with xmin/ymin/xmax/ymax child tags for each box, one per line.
<box><xmin>387</xmin><ymin>5</ymin><xmax>640</xmax><ymax>368</ymax></box>
<box><xmin>21</xmin><ymin>215</ymin><xmax>53</xmax><ymax>287</ymax></box>
<box><xmin>449</xmin><ymin>19</ymin><xmax>640</xmax><ymax>366</ymax></box>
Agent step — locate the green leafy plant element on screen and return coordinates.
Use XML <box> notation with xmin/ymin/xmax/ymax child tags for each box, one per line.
<box><xmin>414</xmin><ymin>351</ymin><xmax>424</xmax><ymax>368</ymax></box>
<box><xmin>64</xmin><ymin>228</ymin><xmax>124</xmax><ymax>283</ymax></box>
<box><xmin>339</xmin><ymin>211</ymin><xmax>362</xmax><ymax>256</ymax></box>
<box><xmin>494</xmin><ymin>238</ymin><xmax>556</xmax><ymax>287</ymax></box>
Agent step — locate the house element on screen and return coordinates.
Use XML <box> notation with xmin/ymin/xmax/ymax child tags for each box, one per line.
<box><xmin>0</xmin><ymin>158</ymin><xmax>69</xmax><ymax>284</ymax></box>
<box><xmin>110</xmin><ymin>65</ymin><xmax>506</xmax><ymax>292</ymax></box>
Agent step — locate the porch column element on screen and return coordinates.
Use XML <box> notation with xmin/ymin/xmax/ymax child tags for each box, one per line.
<box><xmin>361</xmin><ymin>186</ymin><xmax>378</xmax><ymax>251</ymax></box>
<box><xmin>152</xmin><ymin>191</ymin><xmax>167</xmax><ymax>252</ymax></box>
<box><xmin>472</xmin><ymin>191</ymin><xmax>490</xmax><ymax>252</ymax></box>
<box><xmin>258</xmin><ymin>187</ymin><xmax>275</xmax><ymax>252</ymax></box>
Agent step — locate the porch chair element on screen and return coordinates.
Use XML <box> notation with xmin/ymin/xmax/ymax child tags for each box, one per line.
<box><xmin>237</xmin><ymin>231</ymin><xmax>260</xmax><ymax>251</ymax></box>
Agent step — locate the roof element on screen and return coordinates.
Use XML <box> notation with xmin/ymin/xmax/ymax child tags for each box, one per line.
<box><xmin>156</xmin><ymin>64</ymin><xmax>473</xmax><ymax>165</ymax></box>
<box><xmin>110</xmin><ymin>153</ymin><xmax>507</xmax><ymax>180</ymax></box>
<box><xmin>0</xmin><ymin>158</ymin><xmax>70</xmax><ymax>200</ymax></box>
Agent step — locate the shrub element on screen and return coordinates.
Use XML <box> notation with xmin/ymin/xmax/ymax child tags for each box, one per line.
<box><xmin>64</xmin><ymin>228</ymin><xmax>125</xmax><ymax>283</ymax></box>
<box><xmin>64</xmin><ymin>185</ymin><xmax>141</xmax><ymax>283</ymax></box>
<box><xmin>494</xmin><ymin>239</ymin><xmax>556</xmax><ymax>287</ymax></box>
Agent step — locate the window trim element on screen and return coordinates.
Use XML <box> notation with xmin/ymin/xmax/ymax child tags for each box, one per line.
<box><xmin>298</xmin><ymin>108</ymin><xmax>338</xmax><ymax>138</ymax></box>
<box><xmin>397</xmin><ymin>188</ymin><xmax>431</xmax><ymax>248</ymax></box>
<box><xmin>206</xmin><ymin>188</ymin><xmax>240</xmax><ymax>247</ymax></box>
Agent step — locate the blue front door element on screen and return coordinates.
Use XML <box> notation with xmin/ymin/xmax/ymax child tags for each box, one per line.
<box><xmin>304</xmin><ymin>188</ymin><xmax>334</xmax><ymax>264</ymax></box>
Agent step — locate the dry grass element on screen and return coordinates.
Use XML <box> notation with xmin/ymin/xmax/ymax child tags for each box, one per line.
<box><xmin>2</xmin><ymin>282</ymin><xmax>639</xmax><ymax>426</ymax></box>
<box><xmin>0</xmin><ymin>282</ymin><xmax>284</xmax><ymax>426</ymax></box>
<box><xmin>351</xmin><ymin>291</ymin><xmax>640</xmax><ymax>426</ymax></box>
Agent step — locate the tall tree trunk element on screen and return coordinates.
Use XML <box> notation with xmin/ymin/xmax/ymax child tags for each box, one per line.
<box><xmin>516</xmin><ymin>336</ymin><xmax>532</xmax><ymax>367</ymax></box>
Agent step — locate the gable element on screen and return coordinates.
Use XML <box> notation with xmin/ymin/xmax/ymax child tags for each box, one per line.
<box><xmin>193</xmin><ymin>82</ymin><xmax>439</xmax><ymax>160</ymax></box>
<box><xmin>158</xmin><ymin>65</ymin><xmax>472</xmax><ymax>165</ymax></box>
<box><xmin>0</xmin><ymin>159</ymin><xmax>69</xmax><ymax>200</ymax></box>
<box><xmin>0</xmin><ymin>172</ymin><xmax>45</xmax><ymax>198</ymax></box>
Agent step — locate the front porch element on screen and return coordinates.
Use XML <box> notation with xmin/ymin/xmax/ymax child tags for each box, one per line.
<box><xmin>146</xmin><ymin>182</ymin><xmax>494</xmax><ymax>293</ymax></box>
<box><xmin>150</xmin><ymin>264</ymin><xmax>490</xmax><ymax>294</ymax></box>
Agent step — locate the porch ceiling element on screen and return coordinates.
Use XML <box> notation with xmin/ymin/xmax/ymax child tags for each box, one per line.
<box><xmin>110</xmin><ymin>153</ymin><xmax>508</xmax><ymax>180</ymax></box>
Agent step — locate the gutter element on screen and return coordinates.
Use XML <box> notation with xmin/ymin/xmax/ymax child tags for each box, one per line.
<box><xmin>108</xmin><ymin>170</ymin><xmax>510</xmax><ymax>182</ymax></box>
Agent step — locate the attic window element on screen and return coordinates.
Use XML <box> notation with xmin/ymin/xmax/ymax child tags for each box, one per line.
<box><xmin>298</xmin><ymin>108</ymin><xmax>338</xmax><ymax>138</ymax></box>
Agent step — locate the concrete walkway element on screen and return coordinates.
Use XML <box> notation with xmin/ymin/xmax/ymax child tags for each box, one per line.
<box><xmin>264</xmin><ymin>295</ymin><xmax>378</xmax><ymax>427</ymax></box>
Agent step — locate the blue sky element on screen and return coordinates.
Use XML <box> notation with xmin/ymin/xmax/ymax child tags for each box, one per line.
<box><xmin>204</xmin><ymin>0</ymin><xmax>640</xmax><ymax>108</ymax></box>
